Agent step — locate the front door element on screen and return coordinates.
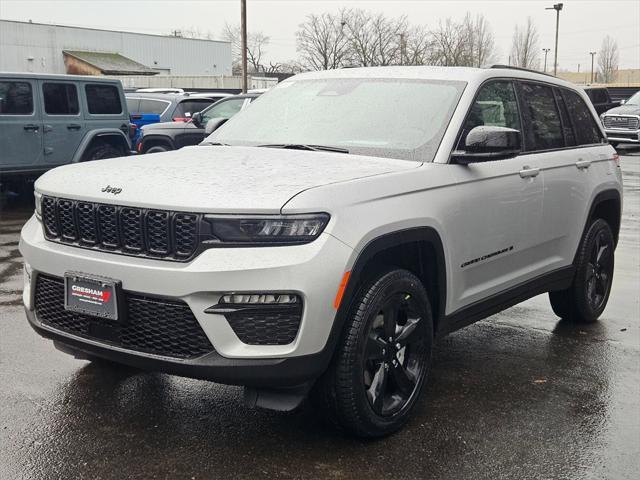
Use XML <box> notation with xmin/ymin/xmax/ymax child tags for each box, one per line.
<box><xmin>39</xmin><ymin>80</ymin><xmax>86</xmax><ymax>166</ymax></box>
<box><xmin>447</xmin><ymin>80</ymin><xmax>544</xmax><ymax>311</ymax></box>
<box><xmin>0</xmin><ymin>77</ymin><xmax>43</xmax><ymax>172</ymax></box>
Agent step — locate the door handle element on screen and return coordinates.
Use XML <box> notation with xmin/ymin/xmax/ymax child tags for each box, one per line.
<box><xmin>67</xmin><ymin>124</ymin><xmax>82</xmax><ymax>131</ymax></box>
<box><xmin>519</xmin><ymin>166</ymin><xmax>540</xmax><ymax>178</ymax></box>
<box><xmin>23</xmin><ymin>124</ymin><xmax>39</xmax><ymax>132</ymax></box>
<box><xmin>575</xmin><ymin>159</ymin><xmax>591</xmax><ymax>169</ymax></box>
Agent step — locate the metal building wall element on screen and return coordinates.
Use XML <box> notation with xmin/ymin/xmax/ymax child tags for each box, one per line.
<box><xmin>0</xmin><ymin>20</ymin><xmax>232</xmax><ymax>75</ymax></box>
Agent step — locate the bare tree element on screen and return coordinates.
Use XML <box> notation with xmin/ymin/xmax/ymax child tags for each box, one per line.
<box><xmin>343</xmin><ymin>10</ymin><xmax>407</xmax><ymax>66</ymax></box>
<box><xmin>295</xmin><ymin>12</ymin><xmax>350</xmax><ymax>70</ymax></box>
<box><xmin>403</xmin><ymin>25</ymin><xmax>434</xmax><ymax>66</ymax></box>
<box><xmin>466</xmin><ymin>14</ymin><xmax>497</xmax><ymax>67</ymax></box>
<box><xmin>598</xmin><ymin>35</ymin><xmax>619</xmax><ymax>83</ymax></box>
<box><xmin>510</xmin><ymin>17</ymin><xmax>540</xmax><ymax>69</ymax></box>
<box><xmin>223</xmin><ymin>23</ymin><xmax>270</xmax><ymax>74</ymax></box>
<box><xmin>431</xmin><ymin>18</ymin><xmax>473</xmax><ymax>66</ymax></box>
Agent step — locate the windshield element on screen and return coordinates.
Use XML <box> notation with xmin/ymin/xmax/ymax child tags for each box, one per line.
<box><xmin>206</xmin><ymin>78</ymin><xmax>466</xmax><ymax>161</ymax></box>
<box><xmin>626</xmin><ymin>91</ymin><xmax>640</xmax><ymax>105</ymax></box>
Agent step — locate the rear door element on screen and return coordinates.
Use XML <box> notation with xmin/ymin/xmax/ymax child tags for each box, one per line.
<box><xmin>448</xmin><ymin>80</ymin><xmax>544</xmax><ymax>309</ymax></box>
<box><xmin>0</xmin><ymin>77</ymin><xmax>42</xmax><ymax>171</ymax></box>
<box><xmin>40</xmin><ymin>80</ymin><xmax>85</xmax><ymax>166</ymax></box>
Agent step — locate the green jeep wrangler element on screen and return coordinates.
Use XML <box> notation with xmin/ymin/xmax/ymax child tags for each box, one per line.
<box><xmin>0</xmin><ymin>73</ymin><xmax>130</xmax><ymax>184</ymax></box>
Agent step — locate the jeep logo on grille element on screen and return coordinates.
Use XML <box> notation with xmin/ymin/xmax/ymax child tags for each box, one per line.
<box><xmin>101</xmin><ymin>185</ymin><xmax>122</xmax><ymax>195</ymax></box>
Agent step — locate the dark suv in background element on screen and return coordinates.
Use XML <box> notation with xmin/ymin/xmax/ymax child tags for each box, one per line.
<box><xmin>136</xmin><ymin>93</ymin><xmax>259</xmax><ymax>154</ymax></box>
<box><xmin>1</xmin><ymin>73</ymin><xmax>130</xmax><ymax>182</ymax></box>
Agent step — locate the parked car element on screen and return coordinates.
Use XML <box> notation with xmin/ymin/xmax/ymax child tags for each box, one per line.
<box><xmin>583</xmin><ymin>86</ymin><xmax>619</xmax><ymax>115</ymax></box>
<box><xmin>136</xmin><ymin>93</ymin><xmax>259</xmax><ymax>153</ymax></box>
<box><xmin>126</xmin><ymin>92</ymin><xmax>231</xmax><ymax>144</ymax></box>
<box><xmin>0</xmin><ymin>73</ymin><xmax>130</xmax><ymax>179</ymax></box>
<box><xmin>21</xmin><ymin>66</ymin><xmax>622</xmax><ymax>438</ymax></box>
<box><xmin>600</xmin><ymin>90</ymin><xmax>640</xmax><ymax>147</ymax></box>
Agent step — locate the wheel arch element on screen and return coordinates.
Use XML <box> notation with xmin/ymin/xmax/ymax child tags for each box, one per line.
<box><xmin>140</xmin><ymin>135</ymin><xmax>175</xmax><ymax>153</ymax></box>
<box><xmin>583</xmin><ymin>189</ymin><xmax>622</xmax><ymax>249</ymax></box>
<box><xmin>73</xmin><ymin>129</ymin><xmax>130</xmax><ymax>163</ymax></box>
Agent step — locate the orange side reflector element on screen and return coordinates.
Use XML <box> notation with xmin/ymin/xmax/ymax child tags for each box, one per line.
<box><xmin>333</xmin><ymin>271</ymin><xmax>351</xmax><ymax>310</ymax></box>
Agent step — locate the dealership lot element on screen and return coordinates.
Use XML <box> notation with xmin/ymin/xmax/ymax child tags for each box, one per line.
<box><xmin>0</xmin><ymin>152</ymin><xmax>638</xmax><ymax>479</ymax></box>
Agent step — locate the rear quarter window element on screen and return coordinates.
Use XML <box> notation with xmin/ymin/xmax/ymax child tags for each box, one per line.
<box><xmin>139</xmin><ymin>99</ymin><xmax>170</xmax><ymax>115</ymax></box>
<box><xmin>562</xmin><ymin>89</ymin><xmax>603</xmax><ymax>146</ymax></box>
<box><xmin>0</xmin><ymin>81</ymin><xmax>33</xmax><ymax>115</ymax></box>
<box><xmin>85</xmin><ymin>84</ymin><xmax>122</xmax><ymax>114</ymax></box>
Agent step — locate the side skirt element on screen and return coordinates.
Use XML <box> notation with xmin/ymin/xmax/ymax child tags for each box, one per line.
<box><xmin>438</xmin><ymin>265</ymin><xmax>575</xmax><ymax>338</ymax></box>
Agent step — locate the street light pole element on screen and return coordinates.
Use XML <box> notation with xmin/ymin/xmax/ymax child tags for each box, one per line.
<box><xmin>240</xmin><ymin>0</ymin><xmax>248</xmax><ymax>93</ymax></box>
<box><xmin>542</xmin><ymin>48</ymin><xmax>551</xmax><ymax>73</ymax></box>
<box><xmin>546</xmin><ymin>3</ymin><xmax>563</xmax><ymax>76</ymax></box>
<box><xmin>589</xmin><ymin>51</ymin><xmax>596</xmax><ymax>84</ymax></box>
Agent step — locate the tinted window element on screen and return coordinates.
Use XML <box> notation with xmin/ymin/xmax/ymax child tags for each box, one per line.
<box><xmin>562</xmin><ymin>89</ymin><xmax>602</xmax><ymax>146</ymax></box>
<box><xmin>458</xmin><ymin>80</ymin><xmax>521</xmax><ymax>148</ymax></box>
<box><xmin>43</xmin><ymin>83</ymin><xmax>79</xmax><ymax>115</ymax></box>
<box><xmin>202</xmin><ymin>98</ymin><xmax>246</xmax><ymax>122</ymax></box>
<box><xmin>587</xmin><ymin>89</ymin><xmax>607</xmax><ymax>104</ymax></box>
<box><xmin>0</xmin><ymin>81</ymin><xmax>33</xmax><ymax>114</ymax></box>
<box><xmin>85</xmin><ymin>84</ymin><xmax>122</xmax><ymax>114</ymax></box>
<box><xmin>518</xmin><ymin>82</ymin><xmax>564</xmax><ymax>151</ymax></box>
<box><xmin>139</xmin><ymin>99</ymin><xmax>170</xmax><ymax>115</ymax></box>
<box><xmin>174</xmin><ymin>99</ymin><xmax>214</xmax><ymax>119</ymax></box>
<box><xmin>554</xmin><ymin>88</ymin><xmax>576</xmax><ymax>147</ymax></box>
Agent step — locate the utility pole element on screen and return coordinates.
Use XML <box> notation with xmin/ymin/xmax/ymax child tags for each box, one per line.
<box><xmin>240</xmin><ymin>0</ymin><xmax>248</xmax><ymax>93</ymax></box>
<box><xmin>589</xmin><ymin>51</ymin><xmax>596</xmax><ymax>84</ymax></box>
<box><xmin>542</xmin><ymin>48</ymin><xmax>551</xmax><ymax>72</ymax></box>
<box><xmin>546</xmin><ymin>3</ymin><xmax>563</xmax><ymax>76</ymax></box>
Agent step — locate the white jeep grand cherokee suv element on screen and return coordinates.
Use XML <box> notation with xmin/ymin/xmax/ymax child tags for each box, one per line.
<box><xmin>20</xmin><ymin>66</ymin><xmax>622</xmax><ymax>437</ymax></box>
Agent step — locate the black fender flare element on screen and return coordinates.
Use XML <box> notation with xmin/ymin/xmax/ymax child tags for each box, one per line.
<box><xmin>139</xmin><ymin>135</ymin><xmax>176</xmax><ymax>153</ymax></box>
<box><xmin>72</xmin><ymin>129</ymin><xmax>130</xmax><ymax>163</ymax></box>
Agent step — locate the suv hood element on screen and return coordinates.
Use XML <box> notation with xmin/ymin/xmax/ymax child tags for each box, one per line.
<box><xmin>142</xmin><ymin>121</ymin><xmax>196</xmax><ymax>132</ymax></box>
<box><xmin>603</xmin><ymin>104</ymin><xmax>640</xmax><ymax>116</ymax></box>
<box><xmin>35</xmin><ymin>146</ymin><xmax>419</xmax><ymax>213</ymax></box>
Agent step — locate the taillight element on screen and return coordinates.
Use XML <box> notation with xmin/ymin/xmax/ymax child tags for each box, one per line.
<box><xmin>137</xmin><ymin>142</ymin><xmax>143</xmax><ymax>153</ymax></box>
<box><xmin>172</xmin><ymin>117</ymin><xmax>189</xmax><ymax>123</ymax></box>
<box><xmin>612</xmin><ymin>153</ymin><xmax>620</xmax><ymax>167</ymax></box>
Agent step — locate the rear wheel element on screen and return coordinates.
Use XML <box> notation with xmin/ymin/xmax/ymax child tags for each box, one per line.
<box><xmin>314</xmin><ymin>269</ymin><xmax>433</xmax><ymax>437</ymax></box>
<box><xmin>145</xmin><ymin>145</ymin><xmax>170</xmax><ymax>154</ymax></box>
<box><xmin>549</xmin><ymin>218</ymin><xmax>615</xmax><ymax>323</ymax></box>
<box><xmin>83</xmin><ymin>143</ymin><xmax>122</xmax><ymax>161</ymax></box>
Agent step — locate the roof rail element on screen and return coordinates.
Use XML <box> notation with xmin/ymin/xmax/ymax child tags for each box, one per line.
<box><xmin>488</xmin><ymin>64</ymin><xmax>555</xmax><ymax>78</ymax></box>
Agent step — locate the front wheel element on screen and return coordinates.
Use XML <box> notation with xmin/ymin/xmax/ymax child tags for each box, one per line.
<box><xmin>313</xmin><ymin>269</ymin><xmax>433</xmax><ymax>438</ymax></box>
<box><xmin>83</xmin><ymin>143</ymin><xmax>123</xmax><ymax>161</ymax></box>
<box><xmin>549</xmin><ymin>218</ymin><xmax>615</xmax><ymax>323</ymax></box>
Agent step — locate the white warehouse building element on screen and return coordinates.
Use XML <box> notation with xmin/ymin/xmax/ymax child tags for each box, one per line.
<box><xmin>0</xmin><ymin>19</ymin><xmax>233</xmax><ymax>76</ymax></box>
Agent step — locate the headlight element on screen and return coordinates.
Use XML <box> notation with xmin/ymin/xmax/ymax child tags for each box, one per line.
<box><xmin>203</xmin><ymin>213</ymin><xmax>329</xmax><ymax>245</ymax></box>
<box><xmin>34</xmin><ymin>190</ymin><xmax>42</xmax><ymax>219</ymax></box>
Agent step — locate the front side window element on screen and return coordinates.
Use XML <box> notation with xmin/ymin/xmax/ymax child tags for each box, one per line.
<box><xmin>518</xmin><ymin>82</ymin><xmax>564</xmax><ymax>151</ymax></box>
<box><xmin>211</xmin><ymin>78</ymin><xmax>466</xmax><ymax>161</ymax></box>
<box><xmin>85</xmin><ymin>84</ymin><xmax>122</xmax><ymax>114</ymax></box>
<box><xmin>202</xmin><ymin>98</ymin><xmax>246</xmax><ymax>122</ymax></box>
<box><xmin>0</xmin><ymin>81</ymin><xmax>33</xmax><ymax>115</ymax></box>
<box><xmin>562</xmin><ymin>89</ymin><xmax>603</xmax><ymax>146</ymax></box>
<box><xmin>43</xmin><ymin>83</ymin><xmax>79</xmax><ymax>115</ymax></box>
<box><xmin>457</xmin><ymin>80</ymin><xmax>521</xmax><ymax>149</ymax></box>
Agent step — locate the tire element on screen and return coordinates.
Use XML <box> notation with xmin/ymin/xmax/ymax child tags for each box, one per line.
<box><xmin>83</xmin><ymin>143</ymin><xmax>123</xmax><ymax>161</ymax></box>
<box><xmin>313</xmin><ymin>269</ymin><xmax>433</xmax><ymax>438</ymax></box>
<box><xmin>145</xmin><ymin>145</ymin><xmax>170</xmax><ymax>154</ymax></box>
<box><xmin>549</xmin><ymin>218</ymin><xmax>615</xmax><ymax>323</ymax></box>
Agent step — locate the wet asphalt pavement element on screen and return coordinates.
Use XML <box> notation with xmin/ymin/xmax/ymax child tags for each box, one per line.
<box><xmin>1</xmin><ymin>153</ymin><xmax>639</xmax><ymax>480</ymax></box>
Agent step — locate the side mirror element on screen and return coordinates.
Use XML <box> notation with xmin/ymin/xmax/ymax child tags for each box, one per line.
<box><xmin>451</xmin><ymin>126</ymin><xmax>522</xmax><ymax>164</ymax></box>
<box><xmin>204</xmin><ymin>117</ymin><xmax>228</xmax><ymax>135</ymax></box>
<box><xmin>620</xmin><ymin>99</ymin><xmax>626</xmax><ymax>105</ymax></box>
<box><xmin>191</xmin><ymin>111</ymin><xmax>203</xmax><ymax>128</ymax></box>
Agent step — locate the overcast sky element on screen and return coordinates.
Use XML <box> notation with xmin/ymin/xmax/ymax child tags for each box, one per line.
<box><xmin>1</xmin><ymin>0</ymin><xmax>639</xmax><ymax>70</ymax></box>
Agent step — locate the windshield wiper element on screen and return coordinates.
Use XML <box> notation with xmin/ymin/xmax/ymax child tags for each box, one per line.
<box><xmin>258</xmin><ymin>143</ymin><xmax>349</xmax><ymax>154</ymax></box>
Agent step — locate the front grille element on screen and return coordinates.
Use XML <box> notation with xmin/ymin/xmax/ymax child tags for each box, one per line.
<box><xmin>603</xmin><ymin>115</ymin><xmax>640</xmax><ymax>130</ymax></box>
<box><xmin>225</xmin><ymin>305</ymin><xmax>303</xmax><ymax>345</ymax></box>
<box><xmin>34</xmin><ymin>274</ymin><xmax>214</xmax><ymax>359</ymax></box>
<box><xmin>41</xmin><ymin>196</ymin><xmax>200</xmax><ymax>261</ymax></box>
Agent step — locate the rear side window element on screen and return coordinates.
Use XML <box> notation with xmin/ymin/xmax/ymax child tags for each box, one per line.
<box><xmin>562</xmin><ymin>89</ymin><xmax>603</xmax><ymax>146</ymax></box>
<box><xmin>126</xmin><ymin>98</ymin><xmax>140</xmax><ymax>113</ymax></box>
<box><xmin>139</xmin><ymin>99</ymin><xmax>170</xmax><ymax>115</ymax></box>
<box><xmin>43</xmin><ymin>83</ymin><xmax>79</xmax><ymax>115</ymax></box>
<box><xmin>517</xmin><ymin>82</ymin><xmax>564</xmax><ymax>151</ymax></box>
<box><xmin>174</xmin><ymin>99</ymin><xmax>214</xmax><ymax>119</ymax></box>
<box><xmin>85</xmin><ymin>84</ymin><xmax>122</xmax><ymax>114</ymax></box>
<box><xmin>0</xmin><ymin>81</ymin><xmax>33</xmax><ymax>114</ymax></box>
<box><xmin>457</xmin><ymin>80</ymin><xmax>521</xmax><ymax>148</ymax></box>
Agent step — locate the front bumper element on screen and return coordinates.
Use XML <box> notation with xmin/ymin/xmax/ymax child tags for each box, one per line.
<box><xmin>605</xmin><ymin>129</ymin><xmax>640</xmax><ymax>144</ymax></box>
<box><xmin>20</xmin><ymin>215</ymin><xmax>354</xmax><ymax>384</ymax></box>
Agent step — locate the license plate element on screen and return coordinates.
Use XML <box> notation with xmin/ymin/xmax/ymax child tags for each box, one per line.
<box><xmin>64</xmin><ymin>272</ymin><xmax>122</xmax><ymax>321</ymax></box>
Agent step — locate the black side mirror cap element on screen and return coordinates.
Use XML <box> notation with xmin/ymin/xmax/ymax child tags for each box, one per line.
<box><xmin>191</xmin><ymin>112</ymin><xmax>203</xmax><ymax>127</ymax></box>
